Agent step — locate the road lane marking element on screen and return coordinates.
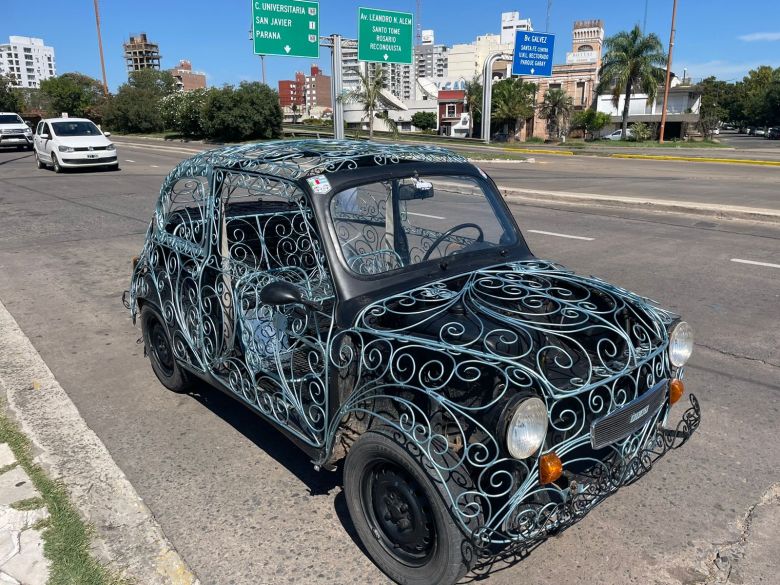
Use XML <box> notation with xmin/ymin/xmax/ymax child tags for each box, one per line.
<box><xmin>407</xmin><ymin>211</ymin><xmax>445</xmax><ymax>220</ymax></box>
<box><xmin>527</xmin><ymin>229</ymin><xmax>594</xmax><ymax>241</ymax></box>
<box><xmin>150</xmin><ymin>165</ymin><xmax>160</xmax><ymax>168</ymax></box>
<box><xmin>730</xmin><ymin>258</ymin><xmax>780</xmax><ymax>269</ymax></box>
<box><xmin>124</xmin><ymin>159</ymin><xmax>135</xmax><ymax>163</ymax></box>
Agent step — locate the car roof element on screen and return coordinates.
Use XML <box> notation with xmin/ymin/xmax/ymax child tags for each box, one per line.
<box><xmin>42</xmin><ymin>118</ymin><xmax>96</xmax><ymax>123</ymax></box>
<box><xmin>171</xmin><ymin>139</ymin><xmax>469</xmax><ymax>182</ymax></box>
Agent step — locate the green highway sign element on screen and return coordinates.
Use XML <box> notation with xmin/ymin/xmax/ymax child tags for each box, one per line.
<box><xmin>252</xmin><ymin>0</ymin><xmax>319</xmax><ymax>58</ymax></box>
<box><xmin>358</xmin><ymin>7</ymin><xmax>413</xmax><ymax>64</ymax></box>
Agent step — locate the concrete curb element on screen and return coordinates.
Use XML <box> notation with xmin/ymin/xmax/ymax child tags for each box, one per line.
<box><xmin>609</xmin><ymin>153</ymin><xmax>780</xmax><ymax>166</ymax></box>
<box><xmin>500</xmin><ymin>186</ymin><xmax>780</xmax><ymax>224</ymax></box>
<box><xmin>0</xmin><ymin>299</ymin><xmax>199</xmax><ymax>585</ymax></box>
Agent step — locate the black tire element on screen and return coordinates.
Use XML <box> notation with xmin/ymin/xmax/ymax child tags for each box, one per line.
<box><xmin>140</xmin><ymin>305</ymin><xmax>192</xmax><ymax>393</ymax></box>
<box><xmin>51</xmin><ymin>153</ymin><xmax>63</xmax><ymax>173</ymax></box>
<box><xmin>35</xmin><ymin>151</ymin><xmax>44</xmax><ymax>169</ymax></box>
<box><xmin>344</xmin><ymin>429</ymin><xmax>474</xmax><ymax>585</ymax></box>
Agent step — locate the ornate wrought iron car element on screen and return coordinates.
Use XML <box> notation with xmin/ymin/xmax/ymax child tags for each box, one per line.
<box><xmin>125</xmin><ymin>140</ymin><xmax>700</xmax><ymax>585</ymax></box>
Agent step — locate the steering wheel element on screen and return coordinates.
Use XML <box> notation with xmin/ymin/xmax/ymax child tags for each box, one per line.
<box><xmin>421</xmin><ymin>223</ymin><xmax>484</xmax><ymax>262</ymax></box>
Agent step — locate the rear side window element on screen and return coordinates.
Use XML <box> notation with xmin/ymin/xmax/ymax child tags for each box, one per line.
<box><xmin>158</xmin><ymin>176</ymin><xmax>210</xmax><ymax>248</ymax></box>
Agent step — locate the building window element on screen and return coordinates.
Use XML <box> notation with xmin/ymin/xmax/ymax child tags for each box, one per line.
<box><xmin>446</xmin><ymin>104</ymin><xmax>457</xmax><ymax>118</ymax></box>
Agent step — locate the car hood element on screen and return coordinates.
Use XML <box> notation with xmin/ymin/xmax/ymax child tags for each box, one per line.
<box><xmin>0</xmin><ymin>124</ymin><xmax>29</xmax><ymax>131</ymax></box>
<box><xmin>353</xmin><ymin>259</ymin><xmax>677</xmax><ymax>398</ymax></box>
<box><xmin>53</xmin><ymin>135</ymin><xmax>112</xmax><ymax>147</ymax></box>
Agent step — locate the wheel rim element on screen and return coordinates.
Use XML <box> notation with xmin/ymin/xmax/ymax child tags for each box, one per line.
<box><xmin>361</xmin><ymin>459</ymin><xmax>437</xmax><ymax>567</ymax></box>
<box><xmin>149</xmin><ymin>319</ymin><xmax>174</xmax><ymax>377</ymax></box>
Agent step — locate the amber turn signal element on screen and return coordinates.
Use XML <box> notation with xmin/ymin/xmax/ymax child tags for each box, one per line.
<box><xmin>669</xmin><ymin>378</ymin><xmax>685</xmax><ymax>405</ymax></box>
<box><xmin>131</xmin><ymin>256</ymin><xmax>139</xmax><ymax>269</ymax></box>
<box><xmin>539</xmin><ymin>452</ymin><xmax>563</xmax><ymax>484</ymax></box>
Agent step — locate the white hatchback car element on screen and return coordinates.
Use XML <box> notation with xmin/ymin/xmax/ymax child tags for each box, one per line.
<box><xmin>33</xmin><ymin>118</ymin><xmax>118</xmax><ymax>172</ymax></box>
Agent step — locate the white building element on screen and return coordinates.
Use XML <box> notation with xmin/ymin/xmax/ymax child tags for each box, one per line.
<box><xmin>447</xmin><ymin>12</ymin><xmax>533</xmax><ymax>82</ymax></box>
<box><xmin>342</xmin><ymin>45</ymin><xmax>415</xmax><ymax>101</ymax></box>
<box><xmin>500</xmin><ymin>11</ymin><xmax>533</xmax><ymax>45</ymax></box>
<box><xmin>0</xmin><ymin>36</ymin><xmax>56</xmax><ymax>88</ymax></box>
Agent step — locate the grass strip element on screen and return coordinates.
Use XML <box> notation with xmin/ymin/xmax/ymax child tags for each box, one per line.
<box><xmin>10</xmin><ymin>496</ymin><xmax>45</xmax><ymax>511</ymax></box>
<box><xmin>0</xmin><ymin>407</ymin><xmax>127</xmax><ymax>585</ymax></box>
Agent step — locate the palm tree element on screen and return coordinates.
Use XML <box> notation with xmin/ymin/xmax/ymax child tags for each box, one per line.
<box><xmin>464</xmin><ymin>75</ymin><xmax>482</xmax><ymax>138</ymax></box>
<box><xmin>339</xmin><ymin>65</ymin><xmax>385</xmax><ymax>139</ymax></box>
<box><xmin>491</xmin><ymin>78</ymin><xmax>536</xmax><ymax>141</ymax></box>
<box><xmin>538</xmin><ymin>88</ymin><xmax>573</xmax><ymax>140</ymax></box>
<box><xmin>598</xmin><ymin>25</ymin><xmax>667</xmax><ymax>139</ymax></box>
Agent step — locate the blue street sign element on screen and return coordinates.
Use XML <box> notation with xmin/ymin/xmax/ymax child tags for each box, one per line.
<box><xmin>512</xmin><ymin>31</ymin><xmax>555</xmax><ymax>77</ymax></box>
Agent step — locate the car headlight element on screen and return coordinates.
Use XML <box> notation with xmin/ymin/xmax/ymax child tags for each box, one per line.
<box><xmin>668</xmin><ymin>321</ymin><xmax>694</xmax><ymax>367</ymax></box>
<box><xmin>24</xmin><ymin>128</ymin><xmax>32</xmax><ymax>134</ymax></box>
<box><xmin>58</xmin><ymin>145</ymin><xmax>74</xmax><ymax>153</ymax></box>
<box><xmin>506</xmin><ymin>396</ymin><xmax>548</xmax><ymax>459</ymax></box>
<box><xmin>106</xmin><ymin>143</ymin><xmax>116</xmax><ymax>151</ymax></box>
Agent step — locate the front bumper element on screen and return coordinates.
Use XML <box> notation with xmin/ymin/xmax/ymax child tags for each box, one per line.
<box><xmin>0</xmin><ymin>135</ymin><xmax>33</xmax><ymax>146</ymax></box>
<box><xmin>60</xmin><ymin>154</ymin><xmax>118</xmax><ymax>167</ymax></box>
<box><xmin>473</xmin><ymin>393</ymin><xmax>701</xmax><ymax>556</ymax></box>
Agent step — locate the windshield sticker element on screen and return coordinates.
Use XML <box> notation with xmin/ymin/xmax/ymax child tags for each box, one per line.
<box><xmin>307</xmin><ymin>175</ymin><xmax>332</xmax><ymax>194</ymax></box>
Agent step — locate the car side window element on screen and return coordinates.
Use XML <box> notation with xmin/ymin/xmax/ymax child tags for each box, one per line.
<box><xmin>35</xmin><ymin>121</ymin><xmax>43</xmax><ymax>135</ymax></box>
<box><xmin>157</xmin><ymin>176</ymin><xmax>210</xmax><ymax>249</ymax></box>
<box><xmin>45</xmin><ymin>123</ymin><xmax>53</xmax><ymax>137</ymax></box>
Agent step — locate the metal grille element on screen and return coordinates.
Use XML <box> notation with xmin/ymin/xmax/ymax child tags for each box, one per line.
<box><xmin>590</xmin><ymin>378</ymin><xmax>667</xmax><ymax>449</ymax></box>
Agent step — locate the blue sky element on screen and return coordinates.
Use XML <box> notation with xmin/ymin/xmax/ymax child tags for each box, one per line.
<box><xmin>2</xmin><ymin>0</ymin><xmax>779</xmax><ymax>91</ymax></box>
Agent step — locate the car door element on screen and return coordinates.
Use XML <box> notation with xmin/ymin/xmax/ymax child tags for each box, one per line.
<box><xmin>41</xmin><ymin>122</ymin><xmax>55</xmax><ymax>161</ymax></box>
<box><xmin>213</xmin><ymin>168</ymin><xmax>336</xmax><ymax>448</ymax></box>
<box><xmin>33</xmin><ymin>121</ymin><xmax>47</xmax><ymax>160</ymax></box>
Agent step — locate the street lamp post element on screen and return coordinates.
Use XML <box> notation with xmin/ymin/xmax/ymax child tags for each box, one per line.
<box><xmin>659</xmin><ymin>0</ymin><xmax>678</xmax><ymax>143</ymax></box>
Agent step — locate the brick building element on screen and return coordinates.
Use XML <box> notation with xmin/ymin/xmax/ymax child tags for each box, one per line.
<box><xmin>526</xmin><ymin>20</ymin><xmax>604</xmax><ymax>140</ymax></box>
<box><xmin>169</xmin><ymin>60</ymin><xmax>206</xmax><ymax>92</ymax></box>
<box><xmin>438</xmin><ymin>90</ymin><xmax>466</xmax><ymax>136</ymax></box>
<box><xmin>278</xmin><ymin>65</ymin><xmax>332</xmax><ymax>118</ymax></box>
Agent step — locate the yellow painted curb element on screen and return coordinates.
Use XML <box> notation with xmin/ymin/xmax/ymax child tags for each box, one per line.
<box><xmin>507</xmin><ymin>147</ymin><xmax>575</xmax><ymax>156</ymax></box>
<box><xmin>610</xmin><ymin>153</ymin><xmax>780</xmax><ymax>166</ymax></box>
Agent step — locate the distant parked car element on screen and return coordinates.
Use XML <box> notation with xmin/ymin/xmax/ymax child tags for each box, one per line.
<box><xmin>604</xmin><ymin>128</ymin><xmax>634</xmax><ymax>140</ymax></box>
<box><xmin>766</xmin><ymin>127</ymin><xmax>780</xmax><ymax>140</ymax></box>
<box><xmin>33</xmin><ymin>117</ymin><xmax>118</xmax><ymax>173</ymax></box>
<box><xmin>0</xmin><ymin>112</ymin><xmax>33</xmax><ymax>150</ymax></box>
<box><xmin>754</xmin><ymin>128</ymin><xmax>766</xmax><ymax>137</ymax></box>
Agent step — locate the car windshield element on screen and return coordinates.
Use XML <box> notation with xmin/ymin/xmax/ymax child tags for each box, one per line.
<box><xmin>51</xmin><ymin>121</ymin><xmax>102</xmax><ymax>137</ymax></box>
<box><xmin>330</xmin><ymin>174</ymin><xmax>518</xmax><ymax>276</ymax></box>
<box><xmin>0</xmin><ymin>114</ymin><xmax>24</xmax><ymax>124</ymax></box>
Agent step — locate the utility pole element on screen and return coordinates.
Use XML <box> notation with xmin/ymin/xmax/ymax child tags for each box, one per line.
<box><xmin>260</xmin><ymin>55</ymin><xmax>266</xmax><ymax>85</ymax></box>
<box><xmin>643</xmin><ymin>0</ymin><xmax>649</xmax><ymax>33</ymax></box>
<box><xmin>546</xmin><ymin>0</ymin><xmax>553</xmax><ymax>32</ymax></box>
<box><xmin>93</xmin><ymin>0</ymin><xmax>109</xmax><ymax>96</ymax></box>
<box><xmin>658</xmin><ymin>0</ymin><xmax>678</xmax><ymax>143</ymax></box>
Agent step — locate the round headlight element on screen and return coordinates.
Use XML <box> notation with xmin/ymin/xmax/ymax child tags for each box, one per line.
<box><xmin>506</xmin><ymin>397</ymin><xmax>548</xmax><ymax>459</ymax></box>
<box><xmin>668</xmin><ymin>321</ymin><xmax>694</xmax><ymax>367</ymax></box>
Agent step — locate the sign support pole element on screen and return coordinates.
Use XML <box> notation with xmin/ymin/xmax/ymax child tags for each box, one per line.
<box><xmin>482</xmin><ymin>52</ymin><xmax>514</xmax><ymax>145</ymax></box>
<box><xmin>330</xmin><ymin>34</ymin><xmax>345</xmax><ymax>140</ymax></box>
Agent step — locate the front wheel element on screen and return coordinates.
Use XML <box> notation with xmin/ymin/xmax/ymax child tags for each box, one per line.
<box><xmin>35</xmin><ymin>151</ymin><xmax>45</xmax><ymax>169</ymax></box>
<box><xmin>344</xmin><ymin>430</ymin><xmax>474</xmax><ymax>585</ymax></box>
<box><xmin>140</xmin><ymin>305</ymin><xmax>193</xmax><ymax>393</ymax></box>
<box><xmin>51</xmin><ymin>153</ymin><xmax>63</xmax><ymax>173</ymax></box>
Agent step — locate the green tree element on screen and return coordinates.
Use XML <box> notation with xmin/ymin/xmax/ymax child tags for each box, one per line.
<box><xmin>201</xmin><ymin>82</ymin><xmax>282</xmax><ymax>141</ymax></box>
<box><xmin>598</xmin><ymin>25</ymin><xmax>666</xmax><ymax>139</ymax></box>
<box><xmin>0</xmin><ymin>74</ymin><xmax>24</xmax><ymax>112</ymax></box>
<box><xmin>763</xmin><ymin>78</ymin><xmax>780</xmax><ymax>127</ymax></box>
<box><xmin>464</xmin><ymin>75</ymin><xmax>483</xmax><ymax>138</ymax></box>
<box><xmin>491</xmin><ymin>78</ymin><xmax>536</xmax><ymax>141</ymax></box>
<box><xmin>741</xmin><ymin>66</ymin><xmax>780</xmax><ymax>126</ymax></box>
<box><xmin>537</xmin><ymin>88</ymin><xmax>573</xmax><ymax>140</ymax></box>
<box><xmin>39</xmin><ymin>73</ymin><xmax>104</xmax><ymax>118</ymax></box>
<box><xmin>103</xmin><ymin>70</ymin><xmax>176</xmax><ymax>133</ymax></box>
<box><xmin>697</xmin><ymin>77</ymin><xmax>728</xmax><ymax>138</ymax></box>
<box><xmin>161</xmin><ymin>88</ymin><xmax>209</xmax><ymax>137</ymax></box>
<box><xmin>570</xmin><ymin>109</ymin><xmax>611</xmax><ymax>140</ymax></box>
<box><xmin>630</xmin><ymin>121</ymin><xmax>653</xmax><ymax>141</ymax></box>
<box><xmin>411</xmin><ymin>111</ymin><xmax>437</xmax><ymax>131</ymax></box>
<box><xmin>340</xmin><ymin>66</ymin><xmax>387</xmax><ymax>139</ymax></box>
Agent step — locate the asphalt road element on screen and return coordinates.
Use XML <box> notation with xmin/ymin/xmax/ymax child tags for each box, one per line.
<box><xmin>1</xmin><ymin>143</ymin><xmax>779</xmax><ymax>584</ymax></box>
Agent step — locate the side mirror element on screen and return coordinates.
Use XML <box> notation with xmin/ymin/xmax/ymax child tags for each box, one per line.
<box><xmin>104</xmin><ymin>131</ymin><xmax>111</xmax><ymax>137</ymax></box>
<box><xmin>40</xmin><ymin>133</ymin><xmax>50</xmax><ymax>140</ymax></box>
<box><xmin>260</xmin><ymin>281</ymin><xmax>319</xmax><ymax>310</ymax></box>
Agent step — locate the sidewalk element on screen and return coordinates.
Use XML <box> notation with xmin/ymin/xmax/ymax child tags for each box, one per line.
<box><xmin>0</xmin><ymin>299</ymin><xmax>199</xmax><ymax>585</ymax></box>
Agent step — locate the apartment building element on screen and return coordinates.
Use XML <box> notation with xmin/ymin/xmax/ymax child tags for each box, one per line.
<box><xmin>169</xmin><ymin>60</ymin><xmax>206</xmax><ymax>91</ymax></box>
<box><xmin>123</xmin><ymin>33</ymin><xmax>161</xmax><ymax>72</ymax></box>
<box><xmin>0</xmin><ymin>36</ymin><xmax>56</xmax><ymax>89</ymax></box>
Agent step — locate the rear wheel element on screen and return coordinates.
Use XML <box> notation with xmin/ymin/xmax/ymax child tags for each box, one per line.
<box><xmin>51</xmin><ymin>153</ymin><xmax>63</xmax><ymax>173</ymax></box>
<box><xmin>344</xmin><ymin>430</ymin><xmax>474</xmax><ymax>585</ymax></box>
<box><xmin>140</xmin><ymin>305</ymin><xmax>193</xmax><ymax>393</ymax></box>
